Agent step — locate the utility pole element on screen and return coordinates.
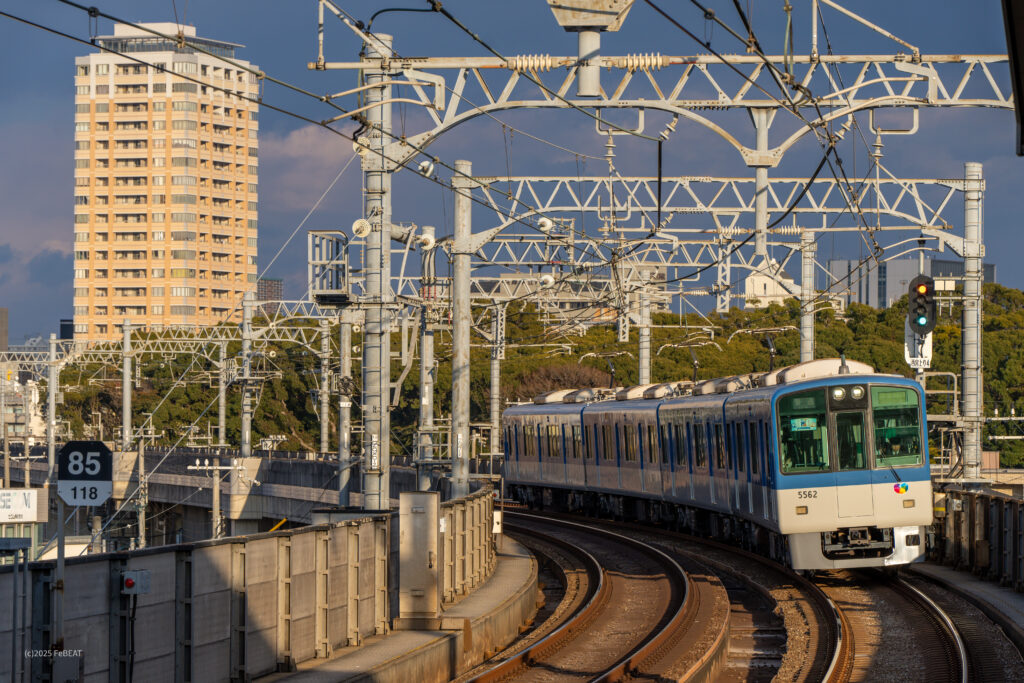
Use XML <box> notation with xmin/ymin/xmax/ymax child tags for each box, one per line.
<box><xmin>338</xmin><ymin>321</ymin><xmax>353</xmax><ymax>506</ymax></box>
<box><xmin>638</xmin><ymin>285</ymin><xmax>651</xmax><ymax>385</ymax></box>
<box><xmin>240</xmin><ymin>291</ymin><xmax>254</xmax><ymax>459</ymax></box>
<box><xmin>218</xmin><ymin>341</ymin><xmax>227</xmax><ymax>447</ymax></box>
<box><xmin>800</xmin><ymin>230</ymin><xmax>816</xmax><ymax>362</ymax></box>
<box><xmin>187</xmin><ymin>454</ymin><xmax>234</xmax><ymax>539</ymax></box>
<box><xmin>962</xmin><ymin>161</ymin><xmax>984</xmax><ymax>480</ymax></box>
<box><xmin>360</xmin><ymin>33</ymin><xmax>395</xmax><ymax>511</ymax></box>
<box><xmin>121</xmin><ymin>320</ymin><xmax>131</xmax><ymax>453</ymax></box>
<box><xmin>319</xmin><ymin>317</ymin><xmax>330</xmax><ymax>455</ymax></box>
<box><xmin>451</xmin><ymin>159</ymin><xmax>473</xmax><ymax>499</ymax></box>
<box><xmin>417</xmin><ymin>238</ymin><xmax>436</xmax><ymax>491</ymax></box>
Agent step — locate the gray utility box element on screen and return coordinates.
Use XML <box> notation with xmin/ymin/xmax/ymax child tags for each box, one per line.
<box><xmin>394</xmin><ymin>491</ymin><xmax>440</xmax><ymax>630</ymax></box>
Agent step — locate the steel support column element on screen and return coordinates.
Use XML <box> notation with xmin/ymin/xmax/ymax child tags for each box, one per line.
<box><xmin>122</xmin><ymin>319</ymin><xmax>131</xmax><ymax>452</ymax></box>
<box><xmin>240</xmin><ymin>291</ymin><xmax>254</xmax><ymax>459</ymax></box>
<box><xmin>638</xmin><ymin>286</ymin><xmax>651</xmax><ymax>384</ymax></box>
<box><xmin>801</xmin><ymin>230</ymin><xmax>816</xmax><ymax>362</ymax></box>
<box><xmin>451</xmin><ymin>159</ymin><xmax>473</xmax><ymax>498</ymax></box>
<box><xmin>218</xmin><ymin>341</ymin><xmax>227</xmax><ymax>447</ymax></box>
<box><xmin>749</xmin><ymin>108</ymin><xmax>776</xmax><ymax>259</ymax></box>
<box><xmin>361</xmin><ymin>34</ymin><xmax>394</xmax><ymax>510</ymax></box>
<box><xmin>418</xmin><ymin>247</ymin><xmax>436</xmax><ymax>491</ymax></box>
<box><xmin>962</xmin><ymin>161</ymin><xmax>984</xmax><ymax>480</ymax></box>
<box><xmin>338</xmin><ymin>321</ymin><xmax>353</xmax><ymax>506</ymax></box>
<box><xmin>319</xmin><ymin>318</ymin><xmax>330</xmax><ymax>455</ymax></box>
<box><xmin>489</xmin><ymin>305</ymin><xmax>505</xmax><ymax>471</ymax></box>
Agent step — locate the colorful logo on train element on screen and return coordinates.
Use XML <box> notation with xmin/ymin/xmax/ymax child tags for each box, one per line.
<box><xmin>894</xmin><ymin>482</ymin><xmax>909</xmax><ymax>494</ymax></box>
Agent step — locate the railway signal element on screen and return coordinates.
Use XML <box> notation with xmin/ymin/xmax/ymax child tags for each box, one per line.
<box><xmin>907</xmin><ymin>275</ymin><xmax>937</xmax><ymax>335</ymax></box>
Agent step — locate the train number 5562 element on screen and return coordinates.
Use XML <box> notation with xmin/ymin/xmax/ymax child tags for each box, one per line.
<box><xmin>797</xmin><ymin>490</ymin><xmax>818</xmax><ymax>499</ymax></box>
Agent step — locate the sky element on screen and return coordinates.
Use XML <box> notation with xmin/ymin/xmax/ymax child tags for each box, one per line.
<box><xmin>0</xmin><ymin>0</ymin><xmax>1020</xmax><ymax>342</ymax></box>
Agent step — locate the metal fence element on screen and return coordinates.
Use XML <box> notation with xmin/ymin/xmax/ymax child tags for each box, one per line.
<box><xmin>933</xmin><ymin>486</ymin><xmax>1024</xmax><ymax>590</ymax></box>
<box><xmin>440</xmin><ymin>485</ymin><xmax>497</xmax><ymax>604</ymax></box>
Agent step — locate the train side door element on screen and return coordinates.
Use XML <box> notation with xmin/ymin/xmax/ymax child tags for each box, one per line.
<box><xmin>730</xmin><ymin>421</ymin><xmax>741</xmax><ymax>510</ymax></box>
<box><xmin>761</xmin><ymin>421</ymin><xmax>774</xmax><ymax>522</ymax></box>
<box><xmin>688</xmin><ymin>423</ymin><xmax>696</xmax><ymax>499</ymax></box>
<box><xmin>661</xmin><ymin>421</ymin><xmax>674</xmax><ymax>498</ymax></box>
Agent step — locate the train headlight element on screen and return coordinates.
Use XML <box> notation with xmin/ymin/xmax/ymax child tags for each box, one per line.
<box><xmin>831</xmin><ymin>387</ymin><xmax>846</xmax><ymax>401</ymax></box>
<box><xmin>850</xmin><ymin>385</ymin><xmax>865</xmax><ymax>400</ymax></box>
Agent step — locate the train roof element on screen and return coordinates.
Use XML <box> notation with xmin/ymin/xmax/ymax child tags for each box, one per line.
<box><xmin>502</xmin><ymin>357</ymin><xmax>915</xmax><ymax>418</ymax></box>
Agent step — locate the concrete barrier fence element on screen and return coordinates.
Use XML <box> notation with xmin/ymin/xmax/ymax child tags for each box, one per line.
<box><xmin>0</xmin><ymin>515</ymin><xmax>390</xmax><ymax>682</ymax></box>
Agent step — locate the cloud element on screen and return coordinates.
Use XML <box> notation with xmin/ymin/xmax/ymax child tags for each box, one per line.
<box><xmin>258</xmin><ymin>124</ymin><xmax>360</xmax><ymax>213</ymax></box>
<box><xmin>0</xmin><ymin>244</ymin><xmax>11</xmax><ymax>264</ymax></box>
<box><xmin>26</xmin><ymin>250</ymin><xmax>73</xmax><ymax>286</ymax></box>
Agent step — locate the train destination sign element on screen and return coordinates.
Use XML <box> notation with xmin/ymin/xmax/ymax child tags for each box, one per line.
<box><xmin>57</xmin><ymin>441</ymin><xmax>113</xmax><ymax>507</ymax></box>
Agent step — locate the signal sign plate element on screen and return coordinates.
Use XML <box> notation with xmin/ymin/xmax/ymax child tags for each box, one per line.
<box><xmin>57</xmin><ymin>441</ymin><xmax>113</xmax><ymax>507</ymax></box>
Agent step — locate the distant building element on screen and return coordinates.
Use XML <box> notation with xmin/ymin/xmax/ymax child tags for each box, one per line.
<box><xmin>59</xmin><ymin>319</ymin><xmax>75</xmax><ymax>340</ymax></box>
<box><xmin>73</xmin><ymin>23</ymin><xmax>259</xmax><ymax>341</ymax></box>
<box><xmin>0</xmin><ymin>307</ymin><xmax>7</xmax><ymax>351</ymax></box>
<box><xmin>256</xmin><ymin>277</ymin><xmax>283</xmax><ymax>302</ymax></box>
<box><xmin>827</xmin><ymin>257</ymin><xmax>997</xmax><ymax>309</ymax></box>
<box><xmin>743</xmin><ymin>263</ymin><xmax>798</xmax><ymax>309</ymax></box>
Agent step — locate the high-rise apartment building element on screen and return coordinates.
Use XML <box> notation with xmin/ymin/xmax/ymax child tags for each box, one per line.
<box><xmin>73</xmin><ymin>23</ymin><xmax>259</xmax><ymax>341</ymax></box>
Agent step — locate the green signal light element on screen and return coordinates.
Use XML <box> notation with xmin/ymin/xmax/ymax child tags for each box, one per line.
<box><xmin>917</xmin><ymin>316</ymin><xmax>928</xmax><ymax>326</ymax></box>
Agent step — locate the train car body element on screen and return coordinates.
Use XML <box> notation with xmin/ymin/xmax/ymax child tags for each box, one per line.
<box><xmin>502</xmin><ymin>359</ymin><xmax>933</xmax><ymax>571</ymax></box>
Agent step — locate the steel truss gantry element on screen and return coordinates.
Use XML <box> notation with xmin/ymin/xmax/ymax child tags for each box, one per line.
<box><xmin>310</xmin><ymin>0</ymin><xmax>1006</xmax><ymax>497</ymax></box>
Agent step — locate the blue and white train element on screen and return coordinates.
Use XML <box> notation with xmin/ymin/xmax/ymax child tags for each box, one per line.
<box><xmin>502</xmin><ymin>358</ymin><xmax>933</xmax><ymax>570</ymax></box>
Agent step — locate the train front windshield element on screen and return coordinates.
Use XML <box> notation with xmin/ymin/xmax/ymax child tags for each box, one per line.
<box><xmin>871</xmin><ymin>386</ymin><xmax>923</xmax><ymax>467</ymax></box>
<box><xmin>777</xmin><ymin>384</ymin><xmax>923</xmax><ymax>474</ymax></box>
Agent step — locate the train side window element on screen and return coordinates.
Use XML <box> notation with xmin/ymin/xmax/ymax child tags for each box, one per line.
<box><xmin>603</xmin><ymin>424</ymin><xmax>614</xmax><ymax>461</ymax></box>
<box><xmin>647</xmin><ymin>424</ymin><xmax>658</xmax><ymax>464</ymax></box>
<box><xmin>694</xmin><ymin>424</ymin><xmax>707</xmax><ymax>468</ymax></box>
<box><xmin>749</xmin><ymin>423</ymin><xmax>759</xmax><ymax>476</ymax></box>
<box><xmin>714</xmin><ymin>423</ymin><xmax>725</xmax><ymax>470</ymax></box>
<box><xmin>548</xmin><ymin>424</ymin><xmax>560</xmax><ymax>459</ymax></box>
<box><xmin>571</xmin><ymin>425</ymin><xmax>582</xmax><ymax>459</ymax></box>
<box><xmin>624</xmin><ymin>425</ymin><xmax>636</xmax><ymax>462</ymax></box>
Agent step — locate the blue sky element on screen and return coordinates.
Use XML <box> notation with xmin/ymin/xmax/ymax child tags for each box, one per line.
<box><xmin>0</xmin><ymin>1</ymin><xmax>1020</xmax><ymax>342</ymax></box>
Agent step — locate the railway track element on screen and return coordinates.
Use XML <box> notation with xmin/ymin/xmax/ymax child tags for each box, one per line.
<box><xmin>501</xmin><ymin>513</ymin><xmax>847</xmax><ymax>681</ymax></box>
<box><xmin>815</xmin><ymin>570</ymin><xmax>968</xmax><ymax>682</ymax></box>
<box><xmin>470</xmin><ymin>512</ymin><xmax>729</xmax><ymax>682</ymax></box>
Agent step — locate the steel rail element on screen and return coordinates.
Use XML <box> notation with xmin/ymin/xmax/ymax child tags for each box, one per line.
<box><xmin>470</xmin><ymin>522</ymin><xmax>606</xmax><ymax>682</ymax></box>
<box><xmin>486</xmin><ymin>512</ymin><xmax>698</xmax><ymax>682</ymax></box>
<box><xmin>891</xmin><ymin>576</ymin><xmax>968</xmax><ymax>683</ymax></box>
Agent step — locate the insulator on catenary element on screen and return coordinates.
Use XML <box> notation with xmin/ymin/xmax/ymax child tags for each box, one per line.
<box><xmin>623</xmin><ymin>53</ymin><xmax>667</xmax><ymax>72</ymax></box>
<box><xmin>771</xmin><ymin>225</ymin><xmax>802</xmax><ymax>235</ymax></box>
<box><xmin>508</xmin><ymin>55</ymin><xmax>553</xmax><ymax>73</ymax></box>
